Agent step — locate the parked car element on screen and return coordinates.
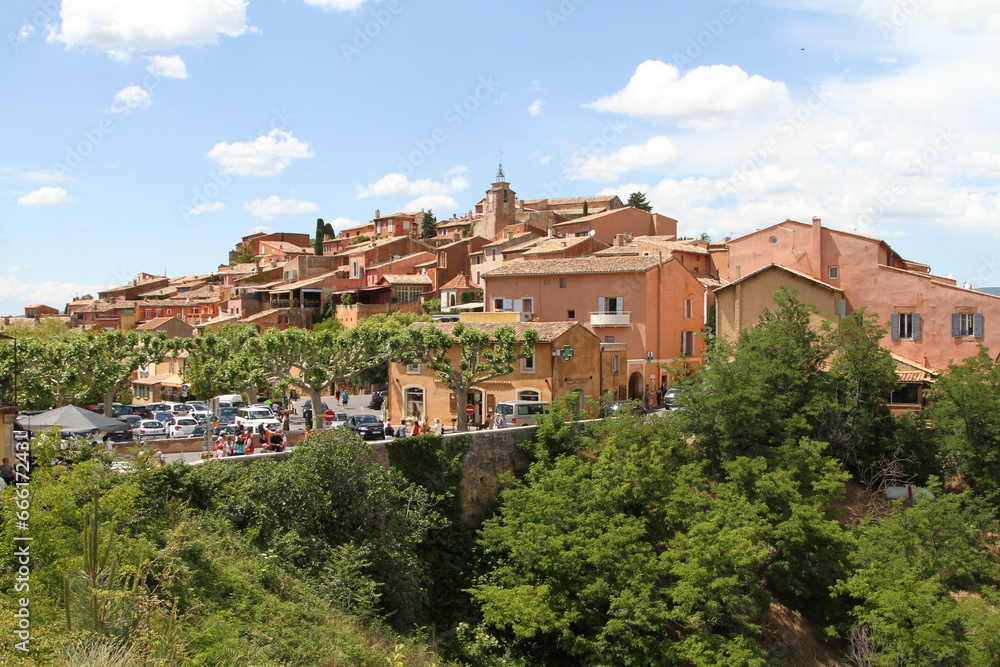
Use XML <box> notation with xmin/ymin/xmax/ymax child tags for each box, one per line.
<box><xmin>329</xmin><ymin>412</ymin><xmax>348</xmax><ymax>428</ymax></box>
<box><xmin>234</xmin><ymin>407</ymin><xmax>281</xmax><ymax>433</ymax></box>
<box><xmin>493</xmin><ymin>400</ymin><xmax>551</xmax><ymax>427</ymax></box>
<box><xmin>216</xmin><ymin>407</ymin><xmax>238</xmax><ymax>420</ymax></box>
<box><xmin>344</xmin><ymin>414</ymin><xmax>385</xmax><ymax>440</ymax></box>
<box><xmin>106</xmin><ymin>426</ymin><xmax>134</xmax><ymax>442</ymax></box>
<box><xmin>114</xmin><ymin>404</ymin><xmax>152</xmax><ymax>419</ymax></box>
<box><xmin>302</xmin><ymin>399</ymin><xmax>330</xmax><ymax>413</ymax></box>
<box><xmin>662</xmin><ymin>388</ymin><xmax>681</xmax><ymax>410</ymax></box>
<box><xmin>367</xmin><ymin>394</ymin><xmax>385</xmax><ymax>410</ymax></box>
<box><xmin>170</xmin><ymin>417</ymin><xmax>201</xmax><ymax>438</ymax></box>
<box><xmin>135</xmin><ymin>420</ymin><xmax>167</xmax><ymax>438</ymax></box>
<box><xmin>213</xmin><ymin>424</ymin><xmax>238</xmax><ymax>437</ymax></box>
<box><xmin>184</xmin><ymin>401</ymin><xmax>210</xmax><ymax>418</ymax></box>
<box><xmin>153</xmin><ymin>412</ymin><xmax>177</xmax><ymax>426</ymax></box>
<box><xmin>117</xmin><ymin>414</ymin><xmax>143</xmax><ymax>428</ymax></box>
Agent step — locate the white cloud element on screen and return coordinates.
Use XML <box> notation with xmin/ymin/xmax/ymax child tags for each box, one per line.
<box><xmin>303</xmin><ymin>0</ymin><xmax>372</xmax><ymax>10</ymax></box>
<box><xmin>567</xmin><ymin>135</ymin><xmax>682</xmax><ymax>181</ymax></box>
<box><xmin>404</xmin><ymin>195</ymin><xmax>458</xmax><ymax>213</ymax></box>
<box><xmin>877</xmin><ymin>56</ymin><xmax>898</xmax><ymax>63</ymax></box>
<box><xmin>18</xmin><ymin>25</ymin><xmax>35</xmax><ymax>39</ymax></box>
<box><xmin>588</xmin><ymin>61</ymin><xmax>791</xmax><ymax>130</ymax></box>
<box><xmin>8</xmin><ymin>265</ymin><xmax>29</xmax><ymax>272</ymax></box>
<box><xmin>17</xmin><ymin>186</ymin><xmax>74</xmax><ymax>206</ymax></box>
<box><xmin>243</xmin><ymin>196</ymin><xmax>320</xmax><ymax>220</ymax></box>
<box><xmin>528</xmin><ymin>99</ymin><xmax>545</xmax><ymax>116</ymax></box>
<box><xmin>326</xmin><ymin>216</ymin><xmax>361</xmax><ymax>232</ymax></box>
<box><xmin>0</xmin><ymin>275</ymin><xmax>110</xmax><ymax>312</ymax></box>
<box><xmin>187</xmin><ymin>202</ymin><xmax>225</xmax><ymax>216</ymax></box>
<box><xmin>208</xmin><ymin>130</ymin><xmax>314</xmax><ymax>177</ymax></box>
<box><xmin>355</xmin><ymin>170</ymin><xmax>469</xmax><ymax>198</ymax></box>
<box><xmin>51</xmin><ymin>0</ymin><xmax>250</xmax><ymax>56</ymax></box>
<box><xmin>146</xmin><ymin>54</ymin><xmax>188</xmax><ymax>79</ymax></box>
<box><xmin>108</xmin><ymin>85</ymin><xmax>152</xmax><ymax>114</ymax></box>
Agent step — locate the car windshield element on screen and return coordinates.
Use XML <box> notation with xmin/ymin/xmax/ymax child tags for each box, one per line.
<box><xmin>246</xmin><ymin>410</ymin><xmax>272</xmax><ymax>420</ymax></box>
<box><xmin>355</xmin><ymin>415</ymin><xmax>380</xmax><ymax>425</ymax></box>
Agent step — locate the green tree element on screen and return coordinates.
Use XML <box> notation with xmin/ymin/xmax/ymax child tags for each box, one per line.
<box><xmin>231</xmin><ymin>243</ymin><xmax>257</xmax><ymax>265</ymax></box>
<box><xmin>314</xmin><ymin>218</ymin><xmax>326</xmax><ymax>255</ymax></box>
<box><xmin>180</xmin><ymin>323</ymin><xmax>270</xmax><ymax>403</ymax></box>
<box><xmin>684</xmin><ymin>287</ymin><xmax>832</xmax><ymax>465</ymax></box>
<box><xmin>255</xmin><ymin>325</ymin><xmax>403</xmax><ymax>429</ymax></box>
<box><xmin>582</xmin><ymin>200</ymin><xmax>589</xmax><ymax>216</ymax></box>
<box><xmin>925</xmin><ymin>346</ymin><xmax>1000</xmax><ymax>501</ymax></box>
<box><xmin>420</xmin><ymin>209</ymin><xmax>437</xmax><ymax>239</ymax></box>
<box><xmin>626</xmin><ymin>191</ymin><xmax>652</xmax><ymax>212</ymax></box>
<box><xmin>413</xmin><ymin>323</ymin><xmax>538</xmax><ymax>431</ymax></box>
<box><xmin>90</xmin><ymin>330</ymin><xmax>170</xmax><ymax>414</ymax></box>
<box><xmin>835</xmin><ymin>488</ymin><xmax>1000</xmax><ymax>666</ymax></box>
<box><xmin>819</xmin><ymin>308</ymin><xmax>900</xmax><ymax>485</ymax></box>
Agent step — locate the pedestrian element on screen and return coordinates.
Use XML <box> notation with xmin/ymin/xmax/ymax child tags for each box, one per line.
<box><xmin>383</xmin><ymin>419</ymin><xmax>395</xmax><ymax>438</ymax></box>
<box><xmin>341</xmin><ymin>389</ymin><xmax>349</xmax><ymax>408</ymax></box>
<box><xmin>0</xmin><ymin>457</ymin><xmax>14</xmax><ymax>488</ymax></box>
<box><xmin>234</xmin><ymin>435</ymin><xmax>245</xmax><ymax>456</ymax></box>
<box><xmin>282</xmin><ymin>411</ymin><xmax>291</xmax><ymax>432</ymax></box>
<box><xmin>397</xmin><ymin>420</ymin><xmax>408</xmax><ymax>438</ymax></box>
<box><xmin>411</xmin><ymin>419</ymin><xmax>421</xmax><ymax>436</ymax></box>
<box><xmin>269</xmin><ymin>429</ymin><xmax>285</xmax><ymax>452</ymax></box>
<box><xmin>432</xmin><ymin>418</ymin><xmax>444</xmax><ymax>436</ymax></box>
<box><xmin>493</xmin><ymin>412</ymin><xmax>506</xmax><ymax>429</ymax></box>
<box><xmin>154</xmin><ymin>449</ymin><xmax>166</xmax><ymax>467</ymax></box>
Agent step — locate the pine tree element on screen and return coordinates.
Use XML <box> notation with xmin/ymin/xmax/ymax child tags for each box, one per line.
<box><xmin>314</xmin><ymin>218</ymin><xmax>325</xmax><ymax>255</ymax></box>
<box><xmin>582</xmin><ymin>200</ymin><xmax>589</xmax><ymax>216</ymax></box>
<box><xmin>627</xmin><ymin>192</ymin><xmax>653</xmax><ymax>212</ymax></box>
<box><xmin>420</xmin><ymin>210</ymin><xmax>437</xmax><ymax>239</ymax></box>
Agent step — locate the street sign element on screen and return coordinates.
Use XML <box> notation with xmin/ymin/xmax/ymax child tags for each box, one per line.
<box><xmin>464</xmin><ymin>404</ymin><xmax>476</xmax><ymax>415</ymax></box>
<box><xmin>325</xmin><ymin>410</ymin><xmax>335</xmax><ymax>422</ymax></box>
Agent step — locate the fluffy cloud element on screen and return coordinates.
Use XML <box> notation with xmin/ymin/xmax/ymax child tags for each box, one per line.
<box><xmin>567</xmin><ymin>135</ymin><xmax>682</xmax><ymax>182</ymax></box>
<box><xmin>146</xmin><ymin>54</ymin><xmax>188</xmax><ymax>79</ymax></box>
<box><xmin>187</xmin><ymin>202</ymin><xmax>224</xmax><ymax>216</ymax></box>
<box><xmin>403</xmin><ymin>195</ymin><xmax>458</xmax><ymax>213</ymax></box>
<box><xmin>303</xmin><ymin>0</ymin><xmax>373</xmax><ymax>10</ymax></box>
<box><xmin>0</xmin><ymin>275</ymin><xmax>110</xmax><ymax>313</ymax></box>
<box><xmin>17</xmin><ymin>186</ymin><xmax>74</xmax><ymax>206</ymax></box>
<box><xmin>8</xmin><ymin>265</ymin><xmax>29</xmax><ymax>272</ymax></box>
<box><xmin>243</xmin><ymin>196</ymin><xmax>320</xmax><ymax>220</ymax></box>
<box><xmin>528</xmin><ymin>99</ymin><xmax>545</xmax><ymax>116</ymax></box>
<box><xmin>588</xmin><ymin>61</ymin><xmax>790</xmax><ymax>130</ymax></box>
<box><xmin>355</xmin><ymin>170</ymin><xmax>469</xmax><ymax>198</ymax></box>
<box><xmin>51</xmin><ymin>0</ymin><xmax>250</xmax><ymax>55</ymax></box>
<box><xmin>208</xmin><ymin>130</ymin><xmax>314</xmax><ymax>177</ymax></box>
<box><xmin>326</xmin><ymin>216</ymin><xmax>361</xmax><ymax>232</ymax></box>
<box><xmin>108</xmin><ymin>85</ymin><xmax>152</xmax><ymax>114</ymax></box>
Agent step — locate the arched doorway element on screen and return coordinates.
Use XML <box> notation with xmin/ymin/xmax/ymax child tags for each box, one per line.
<box><xmin>627</xmin><ymin>371</ymin><xmax>644</xmax><ymax>400</ymax></box>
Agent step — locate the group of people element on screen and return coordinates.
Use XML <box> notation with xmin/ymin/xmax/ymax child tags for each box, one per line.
<box><xmin>212</xmin><ymin>423</ymin><xmax>286</xmax><ymax>458</ymax></box>
<box><xmin>382</xmin><ymin>416</ymin><xmax>444</xmax><ymax>438</ymax></box>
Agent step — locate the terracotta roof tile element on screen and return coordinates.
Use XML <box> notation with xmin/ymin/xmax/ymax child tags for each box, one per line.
<box><xmin>483</xmin><ymin>255</ymin><xmax>661</xmax><ymax>278</ymax></box>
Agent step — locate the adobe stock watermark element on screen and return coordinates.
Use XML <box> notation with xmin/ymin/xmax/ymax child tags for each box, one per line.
<box><xmin>395</xmin><ymin>75</ymin><xmax>502</xmax><ymax>176</ymax></box>
<box><xmin>875</xmin><ymin>0</ymin><xmax>930</xmax><ymax>39</ymax></box>
<box><xmin>545</xmin><ymin>0</ymin><xmax>588</xmax><ymax>30</ymax></box>
<box><xmin>340</xmin><ymin>0</ymin><xmax>403</xmax><ymax>63</ymax></box>
<box><xmin>50</xmin><ymin>69</ymin><xmax>172</xmax><ymax>180</ymax></box>
<box><xmin>855</xmin><ymin>127</ymin><xmax>958</xmax><ymax>228</ymax></box>
<box><xmin>7</xmin><ymin>0</ymin><xmax>58</xmax><ymax>53</ymax></box>
<box><xmin>178</xmin><ymin>108</ymin><xmax>296</xmax><ymax>223</ymax></box>
<box><xmin>718</xmin><ymin>84</ymin><xmax>834</xmax><ymax>195</ymax></box>
<box><xmin>672</xmin><ymin>0</ymin><xmax>751</xmax><ymax>68</ymax></box>
<box><xmin>11</xmin><ymin>436</ymin><xmax>33</xmax><ymax>653</ymax></box>
<box><xmin>535</xmin><ymin>118</ymin><xmax>627</xmax><ymax>199</ymax></box>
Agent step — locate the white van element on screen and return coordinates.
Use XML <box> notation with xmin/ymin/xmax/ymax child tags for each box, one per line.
<box><xmin>235</xmin><ymin>406</ymin><xmax>281</xmax><ymax>432</ymax></box>
<box><xmin>493</xmin><ymin>400</ymin><xmax>550</xmax><ymax>427</ymax></box>
<box><xmin>210</xmin><ymin>394</ymin><xmax>246</xmax><ymax>415</ymax></box>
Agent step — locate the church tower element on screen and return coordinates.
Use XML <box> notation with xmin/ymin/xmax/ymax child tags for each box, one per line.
<box><xmin>479</xmin><ymin>162</ymin><xmax>516</xmax><ymax>239</ymax></box>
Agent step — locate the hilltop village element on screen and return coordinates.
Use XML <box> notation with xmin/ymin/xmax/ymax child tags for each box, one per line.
<box><xmin>11</xmin><ymin>167</ymin><xmax>1000</xmax><ymax>420</ymax></box>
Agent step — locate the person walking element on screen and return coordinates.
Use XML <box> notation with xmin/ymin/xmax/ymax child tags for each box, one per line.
<box><xmin>432</xmin><ymin>418</ymin><xmax>444</xmax><ymax>436</ymax></box>
<box><xmin>341</xmin><ymin>389</ymin><xmax>349</xmax><ymax>408</ymax></box>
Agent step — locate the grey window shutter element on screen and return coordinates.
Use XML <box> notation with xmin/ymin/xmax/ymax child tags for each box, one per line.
<box><xmin>974</xmin><ymin>312</ymin><xmax>984</xmax><ymax>338</ymax></box>
<box><xmin>952</xmin><ymin>313</ymin><xmax>962</xmax><ymax>337</ymax></box>
<box><xmin>912</xmin><ymin>313</ymin><xmax>921</xmax><ymax>340</ymax></box>
<box><xmin>598</xmin><ymin>297</ymin><xmax>605</xmax><ymax>314</ymax></box>
<box><xmin>891</xmin><ymin>313</ymin><xmax>900</xmax><ymax>340</ymax></box>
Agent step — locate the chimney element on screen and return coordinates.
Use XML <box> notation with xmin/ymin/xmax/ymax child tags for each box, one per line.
<box><xmin>374</xmin><ymin>209</ymin><xmax>380</xmax><ymax>218</ymax></box>
<box><xmin>811</xmin><ymin>217</ymin><xmax>822</xmax><ymax>279</ymax></box>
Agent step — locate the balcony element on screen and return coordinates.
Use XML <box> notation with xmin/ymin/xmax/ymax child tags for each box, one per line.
<box><xmin>590</xmin><ymin>311</ymin><xmax>631</xmax><ymax>327</ymax></box>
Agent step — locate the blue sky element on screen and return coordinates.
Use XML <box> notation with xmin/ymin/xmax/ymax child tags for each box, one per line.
<box><xmin>2</xmin><ymin>0</ymin><xmax>1000</xmax><ymax>316</ymax></box>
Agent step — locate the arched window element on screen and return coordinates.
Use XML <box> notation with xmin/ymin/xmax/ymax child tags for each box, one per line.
<box><xmin>404</xmin><ymin>386</ymin><xmax>425</xmax><ymax>421</ymax></box>
<box><xmin>518</xmin><ymin>389</ymin><xmax>541</xmax><ymax>401</ymax></box>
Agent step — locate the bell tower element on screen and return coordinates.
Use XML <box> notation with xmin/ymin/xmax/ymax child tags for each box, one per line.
<box><xmin>480</xmin><ymin>161</ymin><xmax>516</xmax><ymax>239</ymax></box>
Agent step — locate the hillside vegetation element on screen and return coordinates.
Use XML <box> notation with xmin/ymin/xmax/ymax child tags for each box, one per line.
<box><xmin>4</xmin><ymin>289</ymin><xmax>1000</xmax><ymax>665</ymax></box>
